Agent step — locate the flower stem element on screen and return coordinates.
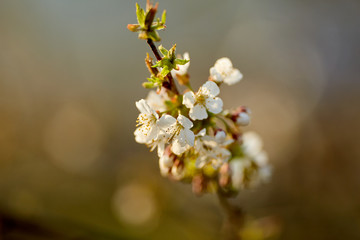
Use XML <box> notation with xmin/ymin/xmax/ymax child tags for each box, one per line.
<box><xmin>146</xmin><ymin>38</ymin><xmax>179</xmax><ymax>95</ymax></box>
<box><xmin>217</xmin><ymin>191</ymin><xmax>244</xmax><ymax>240</ymax></box>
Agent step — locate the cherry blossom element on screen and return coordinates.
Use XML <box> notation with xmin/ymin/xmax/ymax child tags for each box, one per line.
<box><xmin>134</xmin><ymin>99</ymin><xmax>160</xmax><ymax>144</ymax></box>
<box><xmin>183</xmin><ymin>81</ymin><xmax>223</xmax><ymax>120</ymax></box>
<box><xmin>210</xmin><ymin>57</ymin><xmax>243</xmax><ymax>85</ymax></box>
<box><xmin>157</xmin><ymin>114</ymin><xmax>195</xmax><ymax>155</ymax></box>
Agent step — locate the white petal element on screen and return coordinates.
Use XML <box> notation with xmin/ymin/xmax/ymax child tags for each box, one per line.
<box><xmin>222</xmin><ymin>139</ymin><xmax>234</xmax><ymax>146</ymax></box>
<box><xmin>216</xmin><ymin>148</ymin><xmax>231</xmax><ymax>162</ymax></box>
<box><xmin>177</xmin><ymin>114</ymin><xmax>193</xmax><ymax>129</ymax></box>
<box><xmin>146</xmin><ymin>91</ymin><xmax>168</xmax><ymax>112</ymax></box>
<box><xmin>253</xmin><ymin>151</ymin><xmax>268</xmax><ymax>167</ymax></box>
<box><xmin>134</xmin><ymin>127</ymin><xmax>147</xmax><ymax>144</ymax></box>
<box><xmin>189</xmin><ymin>104</ymin><xmax>208</xmax><ymax>120</ymax></box>
<box><xmin>157</xmin><ymin>141</ymin><xmax>165</xmax><ymax>157</ymax></box>
<box><xmin>160</xmin><ymin>155</ymin><xmax>173</xmax><ymax>168</ymax></box>
<box><xmin>159</xmin><ymin>158</ymin><xmax>170</xmax><ymax>176</ymax></box>
<box><xmin>196</xmin><ymin>128</ymin><xmax>207</xmax><ymax>137</ymax></box>
<box><xmin>224</xmin><ymin>69</ymin><xmax>243</xmax><ymax>85</ymax></box>
<box><xmin>157</xmin><ymin>114</ymin><xmax>176</xmax><ymax>130</ymax></box>
<box><xmin>183</xmin><ymin>129</ymin><xmax>195</xmax><ymax>146</ymax></box>
<box><xmin>183</xmin><ymin>52</ymin><xmax>190</xmax><ymax>61</ymax></box>
<box><xmin>214</xmin><ymin>57</ymin><xmax>233</xmax><ymax>74</ymax></box>
<box><xmin>229</xmin><ymin>159</ymin><xmax>246</xmax><ymax>190</ymax></box>
<box><xmin>136</xmin><ymin>99</ymin><xmax>159</xmax><ymax>119</ymax></box>
<box><xmin>171</xmin><ymin>139</ymin><xmax>188</xmax><ymax>155</ymax></box>
<box><xmin>176</xmin><ymin>128</ymin><xmax>186</xmax><ymax>145</ymax></box>
<box><xmin>210</xmin><ymin>67</ymin><xmax>222</xmax><ymax>82</ymax></box>
<box><xmin>146</xmin><ymin>125</ymin><xmax>159</xmax><ymax>142</ymax></box>
<box><xmin>135</xmin><ymin>99</ymin><xmax>150</xmax><ymax>114</ymax></box>
<box><xmin>173</xmin><ymin>52</ymin><xmax>190</xmax><ymax>76</ymax></box>
<box><xmin>215</xmin><ymin>130</ymin><xmax>226</xmax><ymax>141</ymax></box>
<box><xmin>183</xmin><ymin>91</ymin><xmax>196</xmax><ymax>108</ymax></box>
<box><xmin>201</xmin><ymin>81</ymin><xmax>220</xmax><ymax>96</ymax></box>
<box><xmin>205</xmin><ymin>97</ymin><xmax>223</xmax><ymax>114</ymax></box>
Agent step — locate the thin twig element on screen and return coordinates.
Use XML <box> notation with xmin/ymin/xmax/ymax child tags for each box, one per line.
<box><xmin>147</xmin><ymin>38</ymin><xmax>162</xmax><ymax>61</ymax></box>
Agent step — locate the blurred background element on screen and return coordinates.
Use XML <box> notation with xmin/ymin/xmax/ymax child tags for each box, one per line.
<box><xmin>0</xmin><ymin>0</ymin><xmax>360</xmax><ymax>239</ymax></box>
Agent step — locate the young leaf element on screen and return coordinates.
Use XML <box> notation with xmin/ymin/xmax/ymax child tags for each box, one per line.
<box><xmin>136</xmin><ymin>3</ymin><xmax>145</xmax><ymax>27</ymax></box>
<box><xmin>142</xmin><ymin>82</ymin><xmax>155</xmax><ymax>89</ymax></box>
<box><xmin>158</xmin><ymin>45</ymin><xmax>169</xmax><ymax>57</ymax></box>
<box><xmin>161</xmin><ymin>10</ymin><xmax>167</xmax><ymax>24</ymax></box>
<box><xmin>175</xmin><ymin>59</ymin><xmax>190</xmax><ymax>65</ymax></box>
<box><xmin>147</xmin><ymin>30</ymin><xmax>161</xmax><ymax>42</ymax></box>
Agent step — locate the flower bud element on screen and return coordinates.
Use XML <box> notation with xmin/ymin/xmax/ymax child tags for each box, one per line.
<box><xmin>171</xmin><ymin>159</ymin><xmax>185</xmax><ymax>180</ymax></box>
<box><xmin>127</xmin><ymin>24</ymin><xmax>140</xmax><ymax>32</ymax></box>
<box><xmin>231</xmin><ymin>106</ymin><xmax>251</xmax><ymax>126</ymax></box>
<box><xmin>219</xmin><ymin>163</ymin><xmax>231</xmax><ymax>188</ymax></box>
<box><xmin>192</xmin><ymin>174</ymin><xmax>207</xmax><ymax>195</ymax></box>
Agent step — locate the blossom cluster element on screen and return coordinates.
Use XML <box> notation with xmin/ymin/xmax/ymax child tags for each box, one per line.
<box><xmin>129</xmin><ymin>1</ymin><xmax>271</xmax><ymax>195</ymax></box>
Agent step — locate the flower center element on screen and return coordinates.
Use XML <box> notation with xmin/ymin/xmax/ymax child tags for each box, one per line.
<box><xmin>196</xmin><ymin>93</ymin><xmax>206</xmax><ymax>105</ymax></box>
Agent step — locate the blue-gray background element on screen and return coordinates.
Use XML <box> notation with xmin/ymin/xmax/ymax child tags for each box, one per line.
<box><xmin>0</xmin><ymin>0</ymin><xmax>359</xmax><ymax>239</ymax></box>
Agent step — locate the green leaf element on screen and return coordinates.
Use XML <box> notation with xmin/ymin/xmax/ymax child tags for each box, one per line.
<box><xmin>151</xmin><ymin>59</ymin><xmax>162</xmax><ymax>68</ymax></box>
<box><xmin>160</xmin><ymin>65</ymin><xmax>171</xmax><ymax>77</ymax></box>
<box><xmin>175</xmin><ymin>59</ymin><xmax>190</xmax><ymax>65</ymax></box>
<box><xmin>158</xmin><ymin>45</ymin><xmax>168</xmax><ymax>57</ymax></box>
<box><xmin>147</xmin><ymin>77</ymin><xmax>156</xmax><ymax>83</ymax></box>
<box><xmin>168</xmin><ymin>44</ymin><xmax>177</xmax><ymax>58</ymax></box>
<box><xmin>136</xmin><ymin>3</ymin><xmax>145</xmax><ymax>27</ymax></box>
<box><xmin>147</xmin><ymin>30</ymin><xmax>161</xmax><ymax>42</ymax></box>
<box><xmin>161</xmin><ymin>10</ymin><xmax>167</xmax><ymax>24</ymax></box>
<box><xmin>151</xmin><ymin>23</ymin><xmax>165</xmax><ymax>31</ymax></box>
<box><xmin>142</xmin><ymin>82</ymin><xmax>155</xmax><ymax>89</ymax></box>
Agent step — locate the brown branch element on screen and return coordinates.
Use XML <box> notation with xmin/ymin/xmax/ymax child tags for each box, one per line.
<box><xmin>146</xmin><ymin>38</ymin><xmax>179</xmax><ymax>95</ymax></box>
<box><xmin>217</xmin><ymin>191</ymin><xmax>244</xmax><ymax>240</ymax></box>
<box><xmin>147</xmin><ymin>38</ymin><xmax>162</xmax><ymax>61</ymax></box>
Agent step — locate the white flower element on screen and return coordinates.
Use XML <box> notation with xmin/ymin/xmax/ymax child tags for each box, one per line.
<box><xmin>229</xmin><ymin>158</ymin><xmax>251</xmax><ymax>190</ymax></box>
<box><xmin>214</xmin><ymin>130</ymin><xmax>234</xmax><ymax>147</ymax></box>
<box><xmin>194</xmin><ymin>129</ymin><xmax>233</xmax><ymax>169</ymax></box>
<box><xmin>230</xmin><ymin>157</ymin><xmax>272</xmax><ymax>190</ymax></box>
<box><xmin>210</xmin><ymin>57</ymin><xmax>243</xmax><ymax>85</ymax></box>
<box><xmin>146</xmin><ymin>90</ymin><xmax>169</xmax><ymax>112</ymax></box>
<box><xmin>234</xmin><ymin>131</ymin><xmax>272</xmax><ymax>188</ymax></box>
<box><xmin>171</xmin><ymin>52</ymin><xmax>190</xmax><ymax>76</ymax></box>
<box><xmin>157</xmin><ymin>114</ymin><xmax>195</xmax><ymax>156</ymax></box>
<box><xmin>242</xmin><ymin>131</ymin><xmax>263</xmax><ymax>158</ymax></box>
<box><xmin>147</xmin><ymin>131</ymin><xmax>167</xmax><ymax>157</ymax></box>
<box><xmin>183</xmin><ymin>81</ymin><xmax>223</xmax><ymax>120</ymax></box>
<box><xmin>134</xmin><ymin>99</ymin><xmax>160</xmax><ymax>144</ymax></box>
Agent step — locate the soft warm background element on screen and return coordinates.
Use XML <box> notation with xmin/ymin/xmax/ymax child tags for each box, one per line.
<box><xmin>0</xmin><ymin>0</ymin><xmax>359</xmax><ymax>239</ymax></box>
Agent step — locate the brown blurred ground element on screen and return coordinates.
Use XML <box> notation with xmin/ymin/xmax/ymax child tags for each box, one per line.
<box><xmin>0</xmin><ymin>0</ymin><xmax>360</xmax><ymax>239</ymax></box>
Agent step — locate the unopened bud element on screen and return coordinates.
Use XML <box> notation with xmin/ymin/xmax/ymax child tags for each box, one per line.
<box><xmin>219</xmin><ymin>163</ymin><xmax>231</xmax><ymax>188</ymax></box>
<box><xmin>231</xmin><ymin>106</ymin><xmax>251</xmax><ymax>126</ymax></box>
<box><xmin>192</xmin><ymin>174</ymin><xmax>207</xmax><ymax>195</ymax></box>
<box><xmin>127</xmin><ymin>24</ymin><xmax>140</xmax><ymax>32</ymax></box>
